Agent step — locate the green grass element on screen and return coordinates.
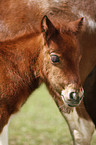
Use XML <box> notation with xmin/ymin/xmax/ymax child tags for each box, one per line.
<box><xmin>9</xmin><ymin>84</ymin><xmax>96</xmax><ymax>145</ymax></box>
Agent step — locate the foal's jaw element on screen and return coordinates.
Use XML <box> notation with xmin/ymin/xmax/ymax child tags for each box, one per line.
<box><xmin>61</xmin><ymin>84</ymin><xmax>84</xmax><ymax>107</ymax></box>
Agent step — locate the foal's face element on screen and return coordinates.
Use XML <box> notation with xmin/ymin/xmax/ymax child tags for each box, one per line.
<box><xmin>41</xmin><ymin>16</ymin><xmax>84</xmax><ymax>107</ymax></box>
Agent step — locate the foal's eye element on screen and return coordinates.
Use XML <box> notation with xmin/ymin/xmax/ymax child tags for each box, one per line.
<box><xmin>50</xmin><ymin>54</ymin><xmax>60</xmax><ymax>63</ymax></box>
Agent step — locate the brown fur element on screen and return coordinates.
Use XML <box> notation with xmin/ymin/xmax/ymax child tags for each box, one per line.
<box><xmin>0</xmin><ymin>15</ymin><xmax>84</xmax><ymax>133</ymax></box>
<box><xmin>0</xmin><ymin>1</ymin><xmax>96</xmax><ymax>144</ymax></box>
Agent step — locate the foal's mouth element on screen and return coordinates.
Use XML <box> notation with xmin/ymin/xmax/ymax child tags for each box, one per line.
<box><xmin>61</xmin><ymin>95</ymin><xmax>84</xmax><ymax>107</ymax></box>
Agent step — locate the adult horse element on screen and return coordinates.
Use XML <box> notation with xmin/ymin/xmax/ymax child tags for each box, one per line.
<box><xmin>0</xmin><ymin>0</ymin><xmax>96</xmax><ymax>145</ymax></box>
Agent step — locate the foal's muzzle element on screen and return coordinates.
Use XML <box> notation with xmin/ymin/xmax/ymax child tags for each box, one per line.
<box><xmin>61</xmin><ymin>85</ymin><xmax>84</xmax><ymax>107</ymax></box>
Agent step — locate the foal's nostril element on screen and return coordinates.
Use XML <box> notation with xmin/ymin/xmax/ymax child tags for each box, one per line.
<box><xmin>69</xmin><ymin>92</ymin><xmax>79</xmax><ymax>101</ymax></box>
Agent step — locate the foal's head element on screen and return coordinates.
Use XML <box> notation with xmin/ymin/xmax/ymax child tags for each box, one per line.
<box><xmin>40</xmin><ymin>15</ymin><xmax>84</xmax><ymax>107</ymax></box>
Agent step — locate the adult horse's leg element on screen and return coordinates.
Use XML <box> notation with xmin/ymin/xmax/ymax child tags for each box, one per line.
<box><xmin>0</xmin><ymin>124</ymin><xmax>8</xmax><ymax>145</ymax></box>
<box><xmin>0</xmin><ymin>105</ymin><xmax>10</xmax><ymax>145</ymax></box>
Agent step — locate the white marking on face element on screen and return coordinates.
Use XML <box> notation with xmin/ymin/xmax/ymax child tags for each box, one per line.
<box><xmin>61</xmin><ymin>87</ymin><xmax>75</xmax><ymax>101</ymax></box>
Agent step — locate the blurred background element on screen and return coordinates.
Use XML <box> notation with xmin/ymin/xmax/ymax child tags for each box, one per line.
<box><xmin>9</xmin><ymin>84</ymin><xmax>96</xmax><ymax>145</ymax></box>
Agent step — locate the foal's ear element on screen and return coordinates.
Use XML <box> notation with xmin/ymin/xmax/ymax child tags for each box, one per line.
<box><xmin>70</xmin><ymin>17</ymin><xmax>84</xmax><ymax>34</ymax></box>
<box><xmin>41</xmin><ymin>15</ymin><xmax>56</xmax><ymax>41</ymax></box>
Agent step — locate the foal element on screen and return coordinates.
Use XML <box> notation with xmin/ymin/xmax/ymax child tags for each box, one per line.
<box><xmin>0</xmin><ymin>15</ymin><xmax>84</xmax><ymax>144</ymax></box>
<box><xmin>0</xmin><ymin>0</ymin><xmax>96</xmax><ymax>145</ymax></box>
